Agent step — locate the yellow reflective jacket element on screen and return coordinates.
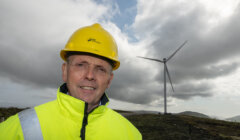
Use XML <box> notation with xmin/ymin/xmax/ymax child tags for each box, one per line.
<box><xmin>0</xmin><ymin>84</ymin><xmax>142</xmax><ymax>140</ymax></box>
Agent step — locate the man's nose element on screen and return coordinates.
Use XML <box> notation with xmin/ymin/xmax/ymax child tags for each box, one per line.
<box><xmin>85</xmin><ymin>67</ymin><xmax>95</xmax><ymax>81</ymax></box>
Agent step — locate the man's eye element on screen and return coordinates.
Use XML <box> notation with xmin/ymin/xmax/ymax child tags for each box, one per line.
<box><xmin>98</xmin><ymin>67</ymin><xmax>106</xmax><ymax>72</ymax></box>
<box><xmin>75</xmin><ymin>63</ymin><xmax>84</xmax><ymax>67</ymax></box>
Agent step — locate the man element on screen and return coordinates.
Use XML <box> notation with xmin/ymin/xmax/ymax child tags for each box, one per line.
<box><xmin>0</xmin><ymin>23</ymin><xmax>142</xmax><ymax>140</ymax></box>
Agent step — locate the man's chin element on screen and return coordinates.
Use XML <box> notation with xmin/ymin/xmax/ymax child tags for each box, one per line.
<box><xmin>76</xmin><ymin>96</ymin><xmax>93</xmax><ymax>104</ymax></box>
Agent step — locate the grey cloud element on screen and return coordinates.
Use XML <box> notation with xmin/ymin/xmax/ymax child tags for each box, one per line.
<box><xmin>123</xmin><ymin>1</ymin><xmax>240</xmax><ymax>104</ymax></box>
<box><xmin>108</xmin><ymin>59</ymin><xmax>160</xmax><ymax>104</ymax></box>
<box><xmin>155</xmin><ymin>62</ymin><xmax>239</xmax><ymax>83</ymax></box>
<box><xmin>172</xmin><ymin>92</ymin><xmax>211</xmax><ymax>100</ymax></box>
<box><xmin>166</xmin><ymin>81</ymin><xmax>213</xmax><ymax>100</ymax></box>
<box><xmin>0</xmin><ymin>44</ymin><xmax>63</xmax><ymax>88</ymax></box>
<box><xmin>110</xmin><ymin>1</ymin><xmax>240</xmax><ymax>104</ymax></box>
<box><xmin>1</xmin><ymin>0</ymin><xmax>240</xmax><ymax>108</ymax></box>
<box><xmin>0</xmin><ymin>0</ymin><xmax>113</xmax><ymax>89</ymax></box>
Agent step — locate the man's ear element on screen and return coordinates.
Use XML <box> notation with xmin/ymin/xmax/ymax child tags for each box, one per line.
<box><xmin>62</xmin><ymin>63</ymin><xmax>67</xmax><ymax>82</ymax></box>
<box><xmin>107</xmin><ymin>73</ymin><xmax>114</xmax><ymax>89</ymax></box>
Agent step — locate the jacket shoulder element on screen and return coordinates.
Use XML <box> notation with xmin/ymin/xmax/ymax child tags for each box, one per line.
<box><xmin>105</xmin><ymin>108</ymin><xmax>135</xmax><ymax>127</ymax></box>
<box><xmin>104</xmin><ymin>108</ymin><xmax>142</xmax><ymax>139</ymax></box>
<box><xmin>0</xmin><ymin>113</ymin><xmax>24</xmax><ymax>139</ymax></box>
<box><xmin>105</xmin><ymin>108</ymin><xmax>129</xmax><ymax>120</ymax></box>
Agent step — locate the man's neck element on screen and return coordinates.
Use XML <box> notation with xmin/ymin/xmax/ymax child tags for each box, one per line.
<box><xmin>87</xmin><ymin>104</ymin><xmax>99</xmax><ymax>113</ymax></box>
<box><xmin>66</xmin><ymin>92</ymin><xmax>101</xmax><ymax>113</ymax></box>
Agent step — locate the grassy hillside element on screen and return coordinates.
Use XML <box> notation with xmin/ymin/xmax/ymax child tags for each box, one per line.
<box><xmin>126</xmin><ymin>113</ymin><xmax>240</xmax><ymax>140</ymax></box>
<box><xmin>0</xmin><ymin>107</ymin><xmax>26</xmax><ymax>122</ymax></box>
<box><xmin>1</xmin><ymin>108</ymin><xmax>240</xmax><ymax>140</ymax></box>
<box><xmin>178</xmin><ymin>111</ymin><xmax>210</xmax><ymax>118</ymax></box>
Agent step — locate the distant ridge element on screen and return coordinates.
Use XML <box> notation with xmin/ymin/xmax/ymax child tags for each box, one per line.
<box><xmin>178</xmin><ymin>111</ymin><xmax>210</xmax><ymax>118</ymax></box>
<box><xmin>115</xmin><ymin>110</ymin><xmax>160</xmax><ymax>116</ymax></box>
<box><xmin>226</xmin><ymin>115</ymin><xmax>240</xmax><ymax>122</ymax></box>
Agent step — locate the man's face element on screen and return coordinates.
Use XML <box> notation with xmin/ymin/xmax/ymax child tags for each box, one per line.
<box><xmin>62</xmin><ymin>54</ymin><xmax>113</xmax><ymax>106</ymax></box>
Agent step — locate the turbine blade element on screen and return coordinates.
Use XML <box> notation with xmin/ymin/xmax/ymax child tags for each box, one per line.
<box><xmin>166</xmin><ymin>40</ymin><xmax>188</xmax><ymax>62</ymax></box>
<box><xmin>165</xmin><ymin>64</ymin><xmax>174</xmax><ymax>92</ymax></box>
<box><xmin>137</xmin><ymin>56</ymin><xmax>164</xmax><ymax>63</ymax></box>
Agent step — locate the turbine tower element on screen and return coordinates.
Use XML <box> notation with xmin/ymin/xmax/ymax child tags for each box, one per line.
<box><xmin>138</xmin><ymin>41</ymin><xmax>188</xmax><ymax>114</ymax></box>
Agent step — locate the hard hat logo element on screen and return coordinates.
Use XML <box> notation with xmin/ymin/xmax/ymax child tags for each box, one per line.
<box><xmin>60</xmin><ymin>23</ymin><xmax>120</xmax><ymax>70</ymax></box>
<box><xmin>88</xmin><ymin>38</ymin><xmax>101</xmax><ymax>44</ymax></box>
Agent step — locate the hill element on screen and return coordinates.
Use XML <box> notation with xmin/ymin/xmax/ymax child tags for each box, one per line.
<box><xmin>0</xmin><ymin>107</ymin><xmax>27</xmax><ymax>122</ymax></box>
<box><xmin>226</xmin><ymin>115</ymin><xmax>240</xmax><ymax>122</ymax></box>
<box><xmin>178</xmin><ymin>111</ymin><xmax>210</xmax><ymax>118</ymax></box>
<box><xmin>126</xmin><ymin>113</ymin><xmax>240</xmax><ymax>140</ymax></box>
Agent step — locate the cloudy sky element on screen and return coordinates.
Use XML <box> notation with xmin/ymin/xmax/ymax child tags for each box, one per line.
<box><xmin>1</xmin><ymin>0</ymin><xmax>240</xmax><ymax>118</ymax></box>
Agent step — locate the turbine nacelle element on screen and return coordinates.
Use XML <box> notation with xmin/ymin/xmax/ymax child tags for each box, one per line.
<box><xmin>163</xmin><ymin>58</ymin><xmax>167</xmax><ymax>62</ymax></box>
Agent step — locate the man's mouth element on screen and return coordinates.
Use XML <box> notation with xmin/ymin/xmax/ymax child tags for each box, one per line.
<box><xmin>80</xmin><ymin>86</ymin><xmax>96</xmax><ymax>90</ymax></box>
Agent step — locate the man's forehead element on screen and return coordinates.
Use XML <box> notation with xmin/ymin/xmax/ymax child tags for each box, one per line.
<box><xmin>69</xmin><ymin>54</ymin><xmax>104</xmax><ymax>62</ymax></box>
<box><xmin>66</xmin><ymin>52</ymin><xmax>114</xmax><ymax>68</ymax></box>
<box><xmin>68</xmin><ymin>54</ymin><xmax>112</xmax><ymax>68</ymax></box>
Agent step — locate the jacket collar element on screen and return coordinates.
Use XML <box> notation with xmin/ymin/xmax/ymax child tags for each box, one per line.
<box><xmin>56</xmin><ymin>84</ymin><xmax>110</xmax><ymax>122</ymax></box>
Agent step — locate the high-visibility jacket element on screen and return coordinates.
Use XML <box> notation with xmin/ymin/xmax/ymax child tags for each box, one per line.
<box><xmin>0</xmin><ymin>84</ymin><xmax>142</xmax><ymax>140</ymax></box>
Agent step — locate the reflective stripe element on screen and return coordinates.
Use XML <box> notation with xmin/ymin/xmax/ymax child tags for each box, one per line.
<box><xmin>18</xmin><ymin>108</ymin><xmax>43</xmax><ymax>140</ymax></box>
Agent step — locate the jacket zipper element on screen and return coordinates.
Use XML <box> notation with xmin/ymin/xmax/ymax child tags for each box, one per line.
<box><xmin>80</xmin><ymin>103</ymin><xmax>88</xmax><ymax>140</ymax></box>
<box><xmin>80</xmin><ymin>103</ymin><xmax>102</xmax><ymax>140</ymax></box>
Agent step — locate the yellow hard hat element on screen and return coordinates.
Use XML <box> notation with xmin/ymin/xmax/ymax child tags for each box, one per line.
<box><xmin>60</xmin><ymin>23</ymin><xmax>120</xmax><ymax>70</ymax></box>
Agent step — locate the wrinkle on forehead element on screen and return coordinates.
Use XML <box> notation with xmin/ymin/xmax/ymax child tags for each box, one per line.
<box><xmin>66</xmin><ymin>52</ymin><xmax>115</xmax><ymax>68</ymax></box>
<box><xmin>67</xmin><ymin>55</ymin><xmax>113</xmax><ymax>73</ymax></box>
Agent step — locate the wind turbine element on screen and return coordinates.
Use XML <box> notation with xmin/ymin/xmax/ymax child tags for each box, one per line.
<box><xmin>138</xmin><ymin>41</ymin><xmax>188</xmax><ymax>114</ymax></box>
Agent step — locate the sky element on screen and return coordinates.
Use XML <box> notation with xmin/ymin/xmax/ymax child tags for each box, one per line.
<box><xmin>0</xmin><ymin>0</ymin><xmax>240</xmax><ymax>119</ymax></box>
